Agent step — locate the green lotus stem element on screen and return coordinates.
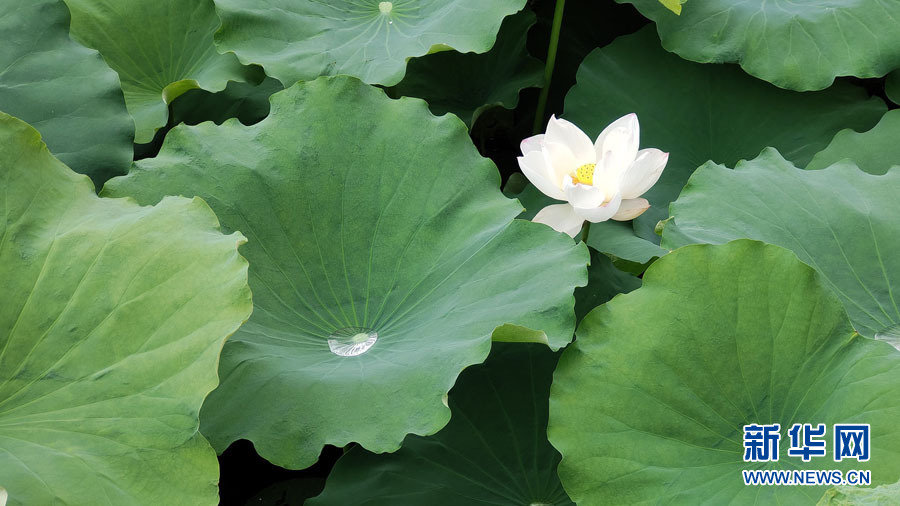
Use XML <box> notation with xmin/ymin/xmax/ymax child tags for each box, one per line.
<box><xmin>533</xmin><ymin>0</ymin><xmax>566</xmax><ymax>134</ymax></box>
<box><xmin>580</xmin><ymin>221</ymin><xmax>591</xmax><ymax>244</ymax></box>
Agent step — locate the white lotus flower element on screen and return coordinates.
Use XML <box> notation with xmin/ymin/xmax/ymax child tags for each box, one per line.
<box><xmin>518</xmin><ymin>114</ymin><xmax>668</xmax><ymax>237</ymax></box>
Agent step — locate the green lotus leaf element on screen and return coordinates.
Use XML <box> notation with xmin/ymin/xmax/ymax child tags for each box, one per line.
<box><xmin>211</xmin><ymin>0</ymin><xmax>526</xmax><ymax>87</ymax></box>
<box><xmin>63</xmin><ymin>0</ymin><xmax>254</xmax><ymax>143</ymax></box>
<box><xmin>586</xmin><ymin>220</ymin><xmax>668</xmax><ymax>267</ymax></box>
<box><xmin>0</xmin><ymin>0</ymin><xmax>132</xmax><ymax>186</ymax></box>
<box><xmin>308</xmin><ymin>342</ymin><xmax>573</xmax><ymax>506</ymax></box>
<box><xmin>575</xmin><ymin>249</ymin><xmax>640</xmax><ymax>322</ymax></box>
<box><xmin>619</xmin><ymin>0</ymin><xmax>900</xmax><ymax>91</ymax></box>
<box><xmin>808</xmin><ymin>110</ymin><xmax>900</xmax><ymax>174</ymax></box>
<box><xmin>663</xmin><ymin>149</ymin><xmax>900</xmax><ymax>342</ymax></box>
<box><xmin>818</xmin><ymin>479</ymin><xmax>900</xmax><ymax>505</ymax></box>
<box><xmin>550</xmin><ymin>240</ymin><xmax>900</xmax><ymax>505</ymax></box>
<box><xmin>887</xmin><ymin>70</ymin><xmax>900</xmax><ymax>106</ymax></box>
<box><xmin>394</xmin><ymin>9</ymin><xmax>543</xmax><ymax>127</ymax></box>
<box><xmin>103</xmin><ymin>76</ymin><xmax>588</xmax><ymax>469</ymax></box>
<box><xmin>0</xmin><ymin>113</ymin><xmax>252</xmax><ymax>505</ymax></box>
<box><xmin>564</xmin><ymin>26</ymin><xmax>886</xmax><ymax>241</ymax></box>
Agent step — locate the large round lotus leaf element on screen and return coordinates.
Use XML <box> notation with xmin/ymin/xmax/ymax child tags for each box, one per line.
<box><xmin>550</xmin><ymin>240</ymin><xmax>900</xmax><ymax>505</ymax></box>
<box><xmin>564</xmin><ymin>26</ymin><xmax>885</xmax><ymax>240</ymax></box>
<box><xmin>211</xmin><ymin>0</ymin><xmax>526</xmax><ymax>87</ymax></box>
<box><xmin>0</xmin><ymin>0</ymin><xmax>132</xmax><ymax>186</ymax></box>
<box><xmin>308</xmin><ymin>342</ymin><xmax>573</xmax><ymax>506</ymax></box>
<box><xmin>102</xmin><ymin>76</ymin><xmax>588</xmax><ymax>469</ymax></box>
<box><xmin>395</xmin><ymin>9</ymin><xmax>543</xmax><ymax>127</ymax></box>
<box><xmin>63</xmin><ymin>0</ymin><xmax>254</xmax><ymax>143</ymax></box>
<box><xmin>663</xmin><ymin>148</ymin><xmax>900</xmax><ymax>342</ymax></box>
<box><xmin>619</xmin><ymin>0</ymin><xmax>900</xmax><ymax>91</ymax></box>
<box><xmin>0</xmin><ymin>113</ymin><xmax>252</xmax><ymax>505</ymax></box>
<box><xmin>807</xmin><ymin>110</ymin><xmax>900</xmax><ymax>174</ymax></box>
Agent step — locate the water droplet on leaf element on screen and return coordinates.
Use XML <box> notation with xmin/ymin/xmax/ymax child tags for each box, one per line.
<box><xmin>875</xmin><ymin>323</ymin><xmax>900</xmax><ymax>350</ymax></box>
<box><xmin>328</xmin><ymin>327</ymin><xmax>378</xmax><ymax>356</ymax></box>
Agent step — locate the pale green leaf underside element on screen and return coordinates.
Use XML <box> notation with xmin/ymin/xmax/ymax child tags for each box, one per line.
<box><xmin>550</xmin><ymin>240</ymin><xmax>900</xmax><ymax>505</ymax></box>
<box><xmin>63</xmin><ymin>0</ymin><xmax>254</xmax><ymax>143</ymax></box>
<box><xmin>658</xmin><ymin>0</ymin><xmax>684</xmax><ymax>15</ymax></box>
<box><xmin>620</xmin><ymin>0</ymin><xmax>900</xmax><ymax>91</ymax></box>
<box><xmin>564</xmin><ymin>26</ymin><xmax>885</xmax><ymax>241</ymax></box>
<box><xmin>818</xmin><ymin>479</ymin><xmax>900</xmax><ymax>505</ymax></box>
<box><xmin>309</xmin><ymin>343</ymin><xmax>573</xmax><ymax>506</ymax></box>
<box><xmin>212</xmin><ymin>0</ymin><xmax>526</xmax><ymax>86</ymax></box>
<box><xmin>0</xmin><ymin>0</ymin><xmax>132</xmax><ymax>185</ymax></box>
<box><xmin>395</xmin><ymin>9</ymin><xmax>543</xmax><ymax>126</ymax></box>
<box><xmin>807</xmin><ymin>109</ymin><xmax>900</xmax><ymax>174</ymax></box>
<box><xmin>588</xmin><ymin>221</ymin><xmax>669</xmax><ymax>264</ymax></box>
<box><xmin>103</xmin><ymin>76</ymin><xmax>587</xmax><ymax>469</ymax></box>
<box><xmin>586</xmin><ymin>220</ymin><xmax>668</xmax><ymax>267</ymax></box>
<box><xmin>0</xmin><ymin>113</ymin><xmax>252</xmax><ymax>505</ymax></box>
<box><xmin>664</xmin><ymin>149</ymin><xmax>900</xmax><ymax>342</ymax></box>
